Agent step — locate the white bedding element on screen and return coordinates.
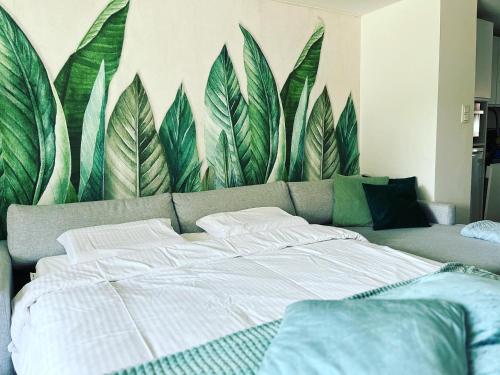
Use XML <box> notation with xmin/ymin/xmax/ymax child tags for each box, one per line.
<box><xmin>35</xmin><ymin>232</ymin><xmax>214</xmax><ymax>277</ymax></box>
<box><xmin>13</xmin><ymin>224</ymin><xmax>440</xmax><ymax>375</ymax></box>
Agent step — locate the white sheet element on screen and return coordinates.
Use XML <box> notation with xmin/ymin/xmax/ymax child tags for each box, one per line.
<box><xmin>13</xmin><ymin>224</ymin><xmax>440</xmax><ymax>375</ymax></box>
<box><xmin>35</xmin><ymin>232</ymin><xmax>214</xmax><ymax>277</ymax></box>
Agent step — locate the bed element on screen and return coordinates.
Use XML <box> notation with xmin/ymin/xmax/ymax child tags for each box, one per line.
<box><xmin>2</xmin><ymin>181</ymin><xmax>464</xmax><ymax>374</ymax></box>
<box><xmin>10</xmin><ymin>224</ymin><xmax>440</xmax><ymax>374</ymax></box>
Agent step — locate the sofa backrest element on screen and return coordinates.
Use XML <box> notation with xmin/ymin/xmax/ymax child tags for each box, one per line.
<box><xmin>7</xmin><ymin>194</ymin><xmax>179</xmax><ymax>268</ymax></box>
<box><xmin>173</xmin><ymin>182</ymin><xmax>296</xmax><ymax>233</ymax></box>
<box><xmin>287</xmin><ymin>179</ymin><xmax>334</xmax><ymax>225</ymax></box>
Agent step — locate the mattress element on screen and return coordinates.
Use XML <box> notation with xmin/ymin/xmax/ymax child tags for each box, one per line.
<box><xmin>12</xmin><ymin>224</ymin><xmax>440</xmax><ymax>375</ymax></box>
<box><xmin>34</xmin><ymin>232</ymin><xmax>213</xmax><ymax>277</ymax></box>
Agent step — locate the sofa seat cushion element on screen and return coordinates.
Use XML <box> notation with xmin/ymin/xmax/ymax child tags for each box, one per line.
<box><xmin>347</xmin><ymin>224</ymin><xmax>500</xmax><ymax>274</ymax></box>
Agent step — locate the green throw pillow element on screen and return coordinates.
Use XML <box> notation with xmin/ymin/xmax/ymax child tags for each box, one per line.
<box><xmin>333</xmin><ymin>174</ymin><xmax>389</xmax><ymax>226</ymax></box>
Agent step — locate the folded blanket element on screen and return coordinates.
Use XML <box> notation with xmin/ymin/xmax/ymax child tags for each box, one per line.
<box><xmin>461</xmin><ymin>220</ymin><xmax>500</xmax><ymax>244</ymax></box>
<box><xmin>113</xmin><ymin>264</ymin><xmax>500</xmax><ymax>375</ymax></box>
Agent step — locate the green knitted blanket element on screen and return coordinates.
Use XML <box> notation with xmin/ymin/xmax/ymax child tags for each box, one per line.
<box><xmin>112</xmin><ymin>263</ymin><xmax>497</xmax><ymax>375</ymax></box>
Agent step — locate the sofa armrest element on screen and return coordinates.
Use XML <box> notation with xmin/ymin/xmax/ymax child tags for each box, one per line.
<box><xmin>0</xmin><ymin>241</ymin><xmax>13</xmax><ymax>374</ymax></box>
<box><xmin>418</xmin><ymin>201</ymin><xmax>456</xmax><ymax>225</ymax></box>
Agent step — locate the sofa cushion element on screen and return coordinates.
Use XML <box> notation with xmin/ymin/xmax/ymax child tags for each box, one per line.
<box><xmin>173</xmin><ymin>182</ymin><xmax>296</xmax><ymax>233</ymax></box>
<box><xmin>7</xmin><ymin>194</ymin><xmax>179</xmax><ymax>268</ymax></box>
<box><xmin>348</xmin><ymin>224</ymin><xmax>500</xmax><ymax>274</ymax></box>
<box><xmin>287</xmin><ymin>180</ymin><xmax>333</xmax><ymax>224</ymax></box>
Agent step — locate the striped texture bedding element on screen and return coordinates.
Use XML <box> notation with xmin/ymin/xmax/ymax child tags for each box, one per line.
<box><xmin>114</xmin><ymin>264</ymin><xmax>499</xmax><ymax>375</ymax></box>
<box><xmin>10</xmin><ymin>225</ymin><xmax>440</xmax><ymax>375</ymax></box>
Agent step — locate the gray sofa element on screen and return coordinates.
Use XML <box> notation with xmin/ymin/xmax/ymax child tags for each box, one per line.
<box><xmin>1</xmin><ymin>180</ymin><xmax>499</xmax><ymax>374</ymax></box>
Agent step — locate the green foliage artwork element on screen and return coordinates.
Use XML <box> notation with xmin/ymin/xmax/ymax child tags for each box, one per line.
<box><xmin>0</xmin><ymin>1</ymin><xmax>360</xmax><ymax>238</ymax></box>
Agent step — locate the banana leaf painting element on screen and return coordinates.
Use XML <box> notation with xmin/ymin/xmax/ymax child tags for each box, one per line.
<box><xmin>104</xmin><ymin>75</ymin><xmax>170</xmax><ymax>199</ymax></box>
<box><xmin>0</xmin><ymin>1</ymin><xmax>360</xmax><ymax>240</ymax></box>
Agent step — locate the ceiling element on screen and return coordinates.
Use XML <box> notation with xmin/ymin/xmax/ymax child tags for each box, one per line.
<box><xmin>478</xmin><ymin>0</ymin><xmax>500</xmax><ymax>35</ymax></box>
<box><xmin>272</xmin><ymin>0</ymin><xmax>404</xmax><ymax>16</ymax></box>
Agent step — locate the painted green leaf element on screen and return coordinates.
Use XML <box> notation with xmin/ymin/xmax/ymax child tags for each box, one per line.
<box><xmin>201</xmin><ymin>166</ymin><xmax>215</xmax><ymax>191</ymax></box>
<box><xmin>281</xmin><ymin>22</ymin><xmax>324</xmax><ymax>171</ymax></box>
<box><xmin>212</xmin><ymin>132</ymin><xmax>235</xmax><ymax>189</ymax></box>
<box><xmin>205</xmin><ymin>45</ymin><xmax>249</xmax><ymax>187</ymax></box>
<box><xmin>65</xmin><ymin>182</ymin><xmax>78</xmax><ymax>203</ymax></box>
<box><xmin>78</xmin><ymin>61</ymin><xmax>106</xmax><ymax>202</ymax></box>
<box><xmin>304</xmin><ymin>87</ymin><xmax>339</xmax><ymax>180</ymax></box>
<box><xmin>159</xmin><ymin>84</ymin><xmax>201</xmax><ymax>193</ymax></box>
<box><xmin>104</xmin><ymin>75</ymin><xmax>170</xmax><ymax>199</ymax></box>
<box><xmin>0</xmin><ymin>6</ymin><xmax>57</xmax><ymax>211</ymax></box>
<box><xmin>0</xmin><ymin>143</ymin><xmax>6</xmax><ymax>239</ymax></box>
<box><xmin>268</xmin><ymin>107</ymin><xmax>287</xmax><ymax>182</ymax></box>
<box><xmin>38</xmin><ymin>84</ymin><xmax>72</xmax><ymax>205</ymax></box>
<box><xmin>336</xmin><ymin>94</ymin><xmax>360</xmax><ymax>176</ymax></box>
<box><xmin>288</xmin><ymin>79</ymin><xmax>309</xmax><ymax>182</ymax></box>
<box><xmin>240</xmin><ymin>25</ymin><xmax>281</xmax><ymax>185</ymax></box>
<box><xmin>55</xmin><ymin>0</ymin><xmax>129</xmax><ymax>188</ymax></box>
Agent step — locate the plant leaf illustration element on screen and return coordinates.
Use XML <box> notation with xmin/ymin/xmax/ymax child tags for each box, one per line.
<box><xmin>240</xmin><ymin>25</ymin><xmax>281</xmax><ymax>185</ymax></box>
<box><xmin>104</xmin><ymin>75</ymin><xmax>170</xmax><ymax>198</ymax></box>
<box><xmin>205</xmin><ymin>45</ymin><xmax>249</xmax><ymax>186</ymax></box>
<box><xmin>160</xmin><ymin>84</ymin><xmax>201</xmax><ymax>193</ymax></box>
<box><xmin>77</xmin><ymin>61</ymin><xmax>106</xmax><ymax>202</ymax></box>
<box><xmin>304</xmin><ymin>87</ymin><xmax>339</xmax><ymax>180</ymax></box>
<box><xmin>268</xmin><ymin>102</ymin><xmax>287</xmax><ymax>182</ymax></box>
<box><xmin>336</xmin><ymin>94</ymin><xmax>360</xmax><ymax>176</ymax></box>
<box><xmin>213</xmin><ymin>132</ymin><xmax>235</xmax><ymax>189</ymax></box>
<box><xmin>0</xmin><ymin>5</ymin><xmax>57</xmax><ymax>210</ymax></box>
<box><xmin>201</xmin><ymin>166</ymin><xmax>215</xmax><ymax>191</ymax></box>
<box><xmin>55</xmin><ymin>0</ymin><xmax>129</xmax><ymax>188</ymax></box>
<box><xmin>38</xmin><ymin>84</ymin><xmax>72</xmax><ymax>205</ymax></box>
<box><xmin>288</xmin><ymin>78</ymin><xmax>309</xmax><ymax>182</ymax></box>
<box><xmin>281</xmin><ymin>22</ymin><xmax>324</xmax><ymax>172</ymax></box>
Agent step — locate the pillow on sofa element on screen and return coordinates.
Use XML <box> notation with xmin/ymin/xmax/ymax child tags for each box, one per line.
<box><xmin>258</xmin><ymin>299</ymin><xmax>467</xmax><ymax>375</ymax></box>
<box><xmin>362</xmin><ymin>182</ymin><xmax>429</xmax><ymax>230</ymax></box>
<box><xmin>196</xmin><ymin>207</ymin><xmax>308</xmax><ymax>239</ymax></box>
<box><xmin>57</xmin><ymin>218</ymin><xmax>186</xmax><ymax>264</ymax></box>
<box><xmin>332</xmin><ymin>174</ymin><xmax>389</xmax><ymax>227</ymax></box>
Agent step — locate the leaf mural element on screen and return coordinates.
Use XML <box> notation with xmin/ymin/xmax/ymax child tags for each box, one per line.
<box><xmin>205</xmin><ymin>45</ymin><xmax>249</xmax><ymax>187</ymax></box>
<box><xmin>0</xmin><ymin>6</ymin><xmax>57</xmax><ymax>217</ymax></box>
<box><xmin>55</xmin><ymin>0</ymin><xmax>129</xmax><ymax>188</ymax></box>
<box><xmin>268</xmin><ymin>106</ymin><xmax>287</xmax><ymax>182</ymax></box>
<box><xmin>159</xmin><ymin>84</ymin><xmax>201</xmax><ymax>193</ymax></box>
<box><xmin>336</xmin><ymin>94</ymin><xmax>360</xmax><ymax>176</ymax></box>
<box><xmin>104</xmin><ymin>75</ymin><xmax>170</xmax><ymax>199</ymax></box>
<box><xmin>288</xmin><ymin>78</ymin><xmax>309</xmax><ymax>182</ymax></box>
<box><xmin>240</xmin><ymin>25</ymin><xmax>281</xmax><ymax>185</ymax></box>
<box><xmin>304</xmin><ymin>87</ymin><xmax>339</xmax><ymax>180</ymax></box>
<box><xmin>213</xmin><ymin>132</ymin><xmax>235</xmax><ymax>189</ymax></box>
<box><xmin>201</xmin><ymin>166</ymin><xmax>215</xmax><ymax>191</ymax></box>
<box><xmin>38</xmin><ymin>84</ymin><xmax>72</xmax><ymax>205</ymax></box>
<box><xmin>281</xmin><ymin>22</ymin><xmax>324</xmax><ymax>172</ymax></box>
<box><xmin>78</xmin><ymin>62</ymin><xmax>106</xmax><ymax>202</ymax></box>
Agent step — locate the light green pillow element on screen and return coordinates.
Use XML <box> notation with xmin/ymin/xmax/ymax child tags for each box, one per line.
<box><xmin>333</xmin><ymin>174</ymin><xmax>389</xmax><ymax>226</ymax></box>
<box><xmin>258</xmin><ymin>299</ymin><xmax>467</xmax><ymax>375</ymax></box>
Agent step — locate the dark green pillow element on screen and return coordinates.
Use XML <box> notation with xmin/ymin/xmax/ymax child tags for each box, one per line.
<box><xmin>332</xmin><ymin>174</ymin><xmax>389</xmax><ymax>227</ymax></box>
<box><xmin>362</xmin><ymin>182</ymin><xmax>430</xmax><ymax>230</ymax></box>
<box><xmin>389</xmin><ymin>176</ymin><xmax>418</xmax><ymax>199</ymax></box>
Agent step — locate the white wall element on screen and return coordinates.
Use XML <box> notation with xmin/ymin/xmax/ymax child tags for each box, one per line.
<box><xmin>361</xmin><ymin>0</ymin><xmax>477</xmax><ymax>223</ymax></box>
<box><xmin>360</xmin><ymin>0</ymin><xmax>441</xmax><ymax>201</ymax></box>
<box><xmin>0</xmin><ymin>0</ymin><xmax>361</xmax><ymax>163</ymax></box>
<box><xmin>435</xmin><ymin>0</ymin><xmax>477</xmax><ymax>223</ymax></box>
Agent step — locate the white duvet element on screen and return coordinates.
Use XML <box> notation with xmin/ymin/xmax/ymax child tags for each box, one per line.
<box><xmin>10</xmin><ymin>224</ymin><xmax>440</xmax><ymax>375</ymax></box>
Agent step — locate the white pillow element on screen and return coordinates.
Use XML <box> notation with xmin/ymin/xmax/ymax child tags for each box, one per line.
<box><xmin>196</xmin><ymin>207</ymin><xmax>308</xmax><ymax>239</ymax></box>
<box><xmin>57</xmin><ymin>218</ymin><xmax>186</xmax><ymax>264</ymax></box>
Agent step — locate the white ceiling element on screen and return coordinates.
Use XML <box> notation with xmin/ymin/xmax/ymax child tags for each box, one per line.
<box><xmin>272</xmin><ymin>0</ymin><xmax>404</xmax><ymax>16</ymax></box>
<box><xmin>478</xmin><ymin>0</ymin><xmax>500</xmax><ymax>35</ymax></box>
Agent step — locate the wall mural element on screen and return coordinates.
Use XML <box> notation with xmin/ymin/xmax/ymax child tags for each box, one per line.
<box><xmin>0</xmin><ymin>0</ymin><xmax>360</xmax><ymax>238</ymax></box>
